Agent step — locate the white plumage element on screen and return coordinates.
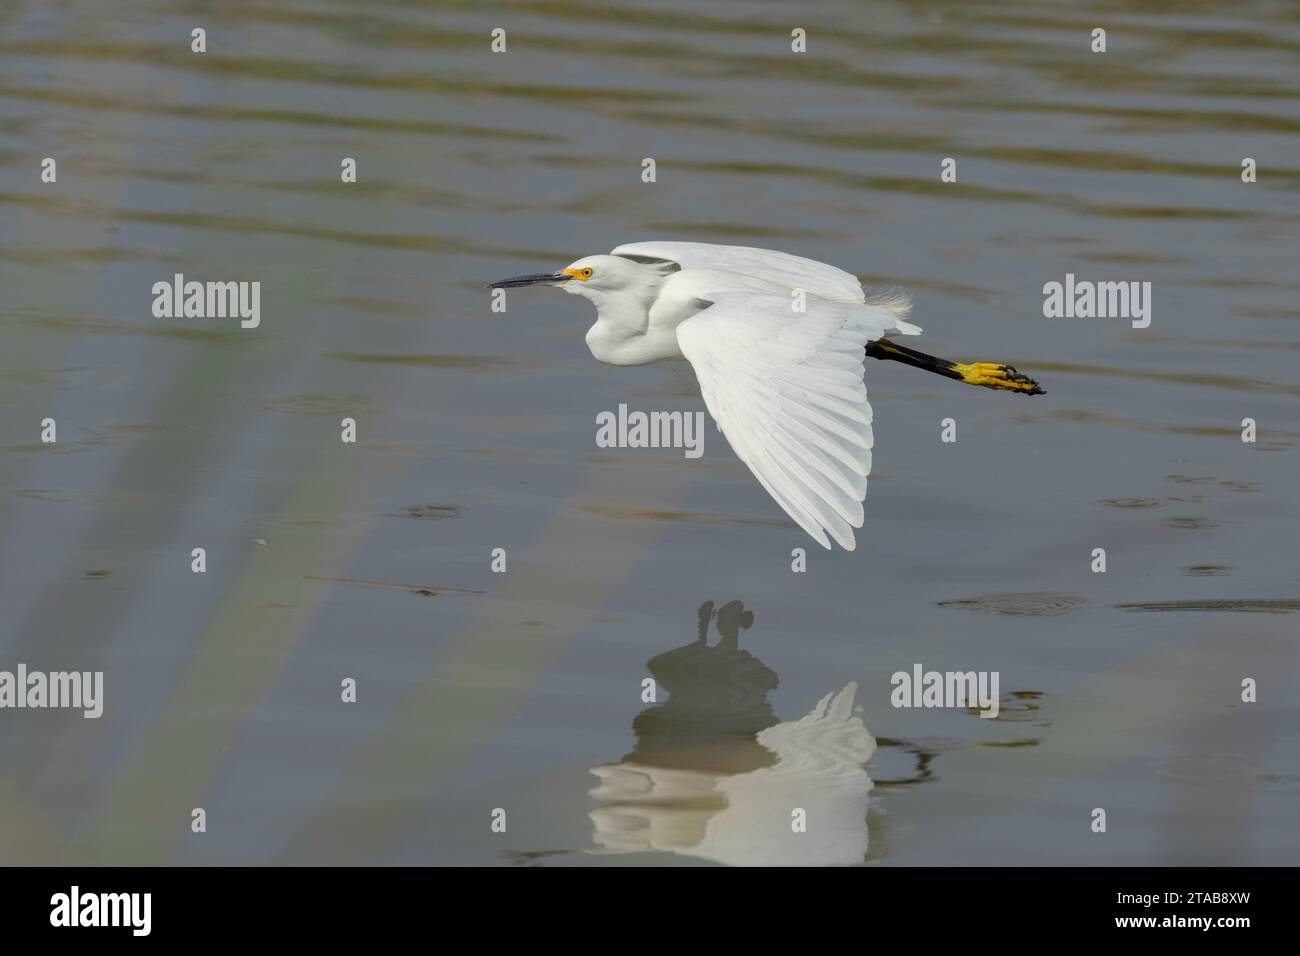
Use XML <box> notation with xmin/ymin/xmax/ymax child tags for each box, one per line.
<box><xmin>491</xmin><ymin>241</ymin><xmax>926</xmax><ymax>551</ymax></box>
<box><xmin>680</xmin><ymin>293</ymin><xmax>898</xmax><ymax>550</ymax></box>
<box><xmin>613</xmin><ymin>240</ymin><xmax>875</xmax><ymax>304</ymax></box>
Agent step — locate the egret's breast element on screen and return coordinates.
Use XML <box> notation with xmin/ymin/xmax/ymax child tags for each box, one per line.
<box><xmin>585</xmin><ymin>319</ymin><xmax>683</xmax><ymax>366</ymax></box>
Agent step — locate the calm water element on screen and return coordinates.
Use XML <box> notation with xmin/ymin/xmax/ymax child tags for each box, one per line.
<box><xmin>1</xmin><ymin>0</ymin><xmax>1298</xmax><ymax>865</ymax></box>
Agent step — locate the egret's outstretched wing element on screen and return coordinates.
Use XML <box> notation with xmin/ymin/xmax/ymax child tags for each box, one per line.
<box><xmin>677</xmin><ymin>293</ymin><xmax>907</xmax><ymax>550</ymax></box>
<box><xmin>613</xmin><ymin>241</ymin><xmax>868</xmax><ymax>304</ymax></box>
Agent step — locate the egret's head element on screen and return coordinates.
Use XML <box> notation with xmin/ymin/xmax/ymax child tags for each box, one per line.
<box><xmin>488</xmin><ymin>255</ymin><xmax>651</xmax><ymax>300</ymax></box>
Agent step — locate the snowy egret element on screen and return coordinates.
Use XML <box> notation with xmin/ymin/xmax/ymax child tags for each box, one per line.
<box><xmin>491</xmin><ymin>242</ymin><xmax>1043</xmax><ymax>551</ymax></box>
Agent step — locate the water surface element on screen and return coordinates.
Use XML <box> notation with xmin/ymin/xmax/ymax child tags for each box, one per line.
<box><xmin>1</xmin><ymin>0</ymin><xmax>1297</xmax><ymax>865</ymax></box>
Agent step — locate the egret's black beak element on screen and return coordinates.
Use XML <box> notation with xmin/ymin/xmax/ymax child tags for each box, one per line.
<box><xmin>487</xmin><ymin>272</ymin><xmax>567</xmax><ymax>289</ymax></box>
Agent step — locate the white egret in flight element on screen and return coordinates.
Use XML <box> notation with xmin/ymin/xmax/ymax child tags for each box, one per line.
<box><xmin>491</xmin><ymin>242</ymin><xmax>1043</xmax><ymax>551</ymax></box>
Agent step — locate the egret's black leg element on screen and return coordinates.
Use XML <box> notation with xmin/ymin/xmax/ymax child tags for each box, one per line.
<box><xmin>865</xmin><ymin>339</ymin><xmax>1044</xmax><ymax>395</ymax></box>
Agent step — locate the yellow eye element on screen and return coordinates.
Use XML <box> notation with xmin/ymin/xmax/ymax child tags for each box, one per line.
<box><xmin>579</xmin><ymin>268</ymin><xmax>593</xmax><ymax>279</ymax></box>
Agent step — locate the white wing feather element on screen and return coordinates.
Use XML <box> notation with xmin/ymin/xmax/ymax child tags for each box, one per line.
<box><xmin>613</xmin><ymin>241</ymin><xmax>869</xmax><ymax>305</ymax></box>
<box><xmin>677</xmin><ymin>292</ymin><xmax>912</xmax><ymax>551</ymax></box>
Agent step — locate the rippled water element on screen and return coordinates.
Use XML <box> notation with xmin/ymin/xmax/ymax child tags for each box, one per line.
<box><xmin>1</xmin><ymin>0</ymin><xmax>1298</xmax><ymax>865</ymax></box>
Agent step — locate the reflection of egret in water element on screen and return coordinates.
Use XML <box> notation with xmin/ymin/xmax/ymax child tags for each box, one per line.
<box><xmin>589</xmin><ymin>600</ymin><xmax>902</xmax><ymax>866</ymax></box>
<box><xmin>612</xmin><ymin>600</ymin><xmax>777</xmax><ymax>776</ymax></box>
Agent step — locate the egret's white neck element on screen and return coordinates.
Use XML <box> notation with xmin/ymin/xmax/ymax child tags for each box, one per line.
<box><xmin>573</xmin><ymin>283</ymin><xmax>679</xmax><ymax>367</ymax></box>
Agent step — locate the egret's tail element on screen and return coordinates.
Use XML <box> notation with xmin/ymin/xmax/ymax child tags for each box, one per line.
<box><xmin>865</xmin><ymin>339</ymin><xmax>1045</xmax><ymax>396</ymax></box>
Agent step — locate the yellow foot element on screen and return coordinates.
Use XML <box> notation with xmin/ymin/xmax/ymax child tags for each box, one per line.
<box><xmin>951</xmin><ymin>362</ymin><xmax>1045</xmax><ymax>395</ymax></box>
